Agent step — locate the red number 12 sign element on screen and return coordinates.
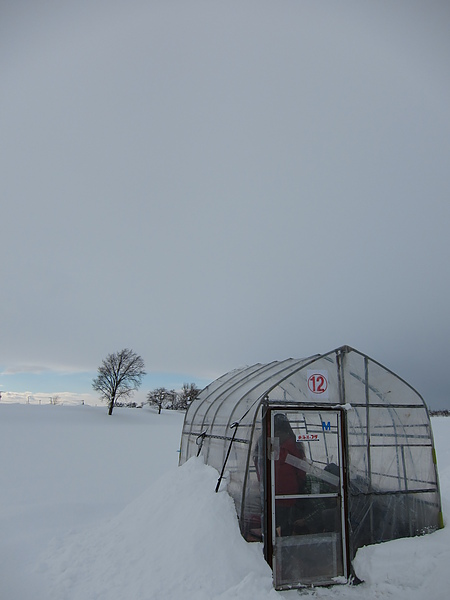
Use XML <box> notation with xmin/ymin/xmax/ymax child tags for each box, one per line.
<box><xmin>307</xmin><ymin>370</ymin><xmax>329</xmax><ymax>399</ymax></box>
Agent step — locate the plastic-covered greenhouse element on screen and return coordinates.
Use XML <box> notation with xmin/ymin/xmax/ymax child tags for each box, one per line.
<box><xmin>179</xmin><ymin>346</ymin><xmax>442</xmax><ymax>589</ymax></box>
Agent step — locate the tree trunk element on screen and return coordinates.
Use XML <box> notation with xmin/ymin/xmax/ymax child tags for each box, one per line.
<box><xmin>108</xmin><ymin>395</ymin><xmax>115</xmax><ymax>415</ymax></box>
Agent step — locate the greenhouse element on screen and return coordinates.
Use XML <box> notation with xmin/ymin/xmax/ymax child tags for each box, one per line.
<box><xmin>179</xmin><ymin>345</ymin><xmax>442</xmax><ymax>590</ymax></box>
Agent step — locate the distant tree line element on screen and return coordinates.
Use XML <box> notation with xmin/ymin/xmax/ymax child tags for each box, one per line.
<box><xmin>109</xmin><ymin>383</ymin><xmax>201</xmax><ymax>412</ymax></box>
<box><xmin>92</xmin><ymin>348</ymin><xmax>201</xmax><ymax>415</ymax></box>
<box><xmin>147</xmin><ymin>382</ymin><xmax>200</xmax><ymax>413</ymax></box>
<box><xmin>429</xmin><ymin>409</ymin><xmax>450</xmax><ymax>417</ymax></box>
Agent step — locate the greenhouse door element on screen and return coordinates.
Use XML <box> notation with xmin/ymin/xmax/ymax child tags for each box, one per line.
<box><xmin>268</xmin><ymin>409</ymin><xmax>347</xmax><ymax>589</ymax></box>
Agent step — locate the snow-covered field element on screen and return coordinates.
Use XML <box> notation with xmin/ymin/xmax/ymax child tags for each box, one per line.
<box><xmin>1</xmin><ymin>404</ymin><xmax>449</xmax><ymax>600</ymax></box>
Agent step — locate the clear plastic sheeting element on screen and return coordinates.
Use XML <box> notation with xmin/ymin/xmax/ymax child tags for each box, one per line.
<box><xmin>179</xmin><ymin>346</ymin><xmax>442</xmax><ymax>588</ymax></box>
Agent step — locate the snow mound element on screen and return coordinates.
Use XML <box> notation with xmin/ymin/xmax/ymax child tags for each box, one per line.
<box><xmin>39</xmin><ymin>457</ymin><xmax>278</xmax><ymax>600</ymax></box>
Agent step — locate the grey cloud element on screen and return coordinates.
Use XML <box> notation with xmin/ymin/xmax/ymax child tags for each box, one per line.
<box><xmin>1</xmin><ymin>1</ymin><xmax>449</xmax><ymax>407</ymax></box>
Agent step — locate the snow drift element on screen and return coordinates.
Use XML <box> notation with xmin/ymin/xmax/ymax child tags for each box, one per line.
<box><xmin>39</xmin><ymin>457</ymin><xmax>278</xmax><ymax>600</ymax></box>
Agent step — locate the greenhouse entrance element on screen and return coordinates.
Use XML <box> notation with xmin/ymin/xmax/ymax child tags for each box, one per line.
<box><xmin>268</xmin><ymin>408</ymin><xmax>347</xmax><ymax>589</ymax></box>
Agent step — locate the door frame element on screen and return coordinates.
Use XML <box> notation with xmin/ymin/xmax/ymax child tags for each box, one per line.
<box><xmin>262</xmin><ymin>404</ymin><xmax>350</xmax><ymax>588</ymax></box>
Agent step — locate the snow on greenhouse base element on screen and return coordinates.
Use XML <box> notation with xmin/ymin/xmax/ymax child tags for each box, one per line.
<box><xmin>0</xmin><ymin>405</ymin><xmax>449</xmax><ymax>600</ymax></box>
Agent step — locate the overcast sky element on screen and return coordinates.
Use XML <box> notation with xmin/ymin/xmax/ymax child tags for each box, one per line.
<box><xmin>1</xmin><ymin>1</ymin><xmax>449</xmax><ymax>407</ymax></box>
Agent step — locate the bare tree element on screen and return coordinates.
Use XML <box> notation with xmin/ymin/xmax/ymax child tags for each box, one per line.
<box><xmin>92</xmin><ymin>349</ymin><xmax>146</xmax><ymax>415</ymax></box>
<box><xmin>176</xmin><ymin>382</ymin><xmax>201</xmax><ymax>410</ymax></box>
<box><xmin>147</xmin><ymin>387</ymin><xmax>176</xmax><ymax>414</ymax></box>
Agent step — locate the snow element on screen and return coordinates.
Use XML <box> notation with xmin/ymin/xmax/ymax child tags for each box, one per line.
<box><xmin>1</xmin><ymin>404</ymin><xmax>449</xmax><ymax>599</ymax></box>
